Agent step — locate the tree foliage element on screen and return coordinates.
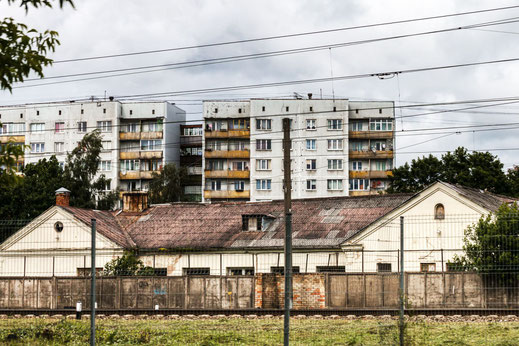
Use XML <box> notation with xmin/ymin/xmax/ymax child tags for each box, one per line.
<box><xmin>149</xmin><ymin>163</ymin><xmax>187</xmax><ymax>203</ymax></box>
<box><xmin>389</xmin><ymin>147</ymin><xmax>511</xmax><ymax>195</ymax></box>
<box><xmin>103</xmin><ymin>251</ymin><xmax>154</xmax><ymax>276</ymax></box>
<box><xmin>0</xmin><ymin>0</ymin><xmax>74</xmax><ymax>91</ymax></box>
<box><xmin>449</xmin><ymin>203</ymin><xmax>519</xmax><ymax>286</ymax></box>
<box><xmin>62</xmin><ymin>129</ymin><xmax>118</xmax><ymax>210</ymax></box>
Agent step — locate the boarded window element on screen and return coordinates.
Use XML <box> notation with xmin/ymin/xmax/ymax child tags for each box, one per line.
<box><xmin>377</xmin><ymin>263</ymin><xmax>392</xmax><ymax>272</ymax></box>
<box><xmin>316</xmin><ymin>266</ymin><xmax>345</xmax><ymax>273</ymax></box>
<box><xmin>434</xmin><ymin>204</ymin><xmax>445</xmax><ymax>220</ymax></box>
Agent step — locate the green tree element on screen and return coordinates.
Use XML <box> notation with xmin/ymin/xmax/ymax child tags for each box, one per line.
<box><xmin>1</xmin><ymin>0</ymin><xmax>74</xmax><ymax>91</ymax></box>
<box><xmin>149</xmin><ymin>163</ymin><xmax>187</xmax><ymax>203</ymax></box>
<box><xmin>449</xmin><ymin>203</ymin><xmax>519</xmax><ymax>286</ymax></box>
<box><xmin>388</xmin><ymin>155</ymin><xmax>442</xmax><ymax>193</ymax></box>
<box><xmin>63</xmin><ymin>130</ymin><xmax>118</xmax><ymax>209</ymax></box>
<box><xmin>103</xmin><ymin>251</ymin><xmax>154</xmax><ymax>276</ymax></box>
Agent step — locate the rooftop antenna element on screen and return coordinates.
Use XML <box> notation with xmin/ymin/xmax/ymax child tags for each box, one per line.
<box><xmin>293</xmin><ymin>92</ymin><xmax>303</xmax><ymax>100</ymax></box>
<box><xmin>329</xmin><ymin>48</ymin><xmax>335</xmax><ymax>101</ymax></box>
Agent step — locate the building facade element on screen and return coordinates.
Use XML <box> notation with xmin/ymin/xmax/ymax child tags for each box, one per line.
<box><xmin>180</xmin><ymin>124</ymin><xmax>203</xmax><ymax>201</ymax></box>
<box><xmin>0</xmin><ymin>100</ymin><xmax>186</xmax><ymax>194</ymax></box>
<box><xmin>202</xmin><ymin>98</ymin><xmax>394</xmax><ymax>202</ymax></box>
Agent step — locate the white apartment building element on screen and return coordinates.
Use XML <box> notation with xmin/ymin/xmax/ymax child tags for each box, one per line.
<box><xmin>0</xmin><ymin>100</ymin><xmax>185</xmax><ymax>193</ymax></box>
<box><xmin>202</xmin><ymin>97</ymin><xmax>394</xmax><ymax>202</ymax></box>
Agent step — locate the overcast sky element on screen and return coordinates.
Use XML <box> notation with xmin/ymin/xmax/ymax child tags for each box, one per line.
<box><xmin>1</xmin><ymin>0</ymin><xmax>519</xmax><ymax>168</ymax></box>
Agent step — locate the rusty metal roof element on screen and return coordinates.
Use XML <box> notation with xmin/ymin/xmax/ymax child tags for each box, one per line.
<box><xmin>440</xmin><ymin>182</ymin><xmax>518</xmax><ymax>212</ymax></box>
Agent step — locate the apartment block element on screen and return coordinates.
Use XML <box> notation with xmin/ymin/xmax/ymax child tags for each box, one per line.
<box><xmin>202</xmin><ymin>98</ymin><xmax>394</xmax><ymax>202</ymax></box>
<box><xmin>0</xmin><ymin>100</ymin><xmax>185</xmax><ymax>194</ymax></box>
<box><xmin>180</xmin><ymin>124</ymin><xmax>203</xmax><ymax>201</ymax></box>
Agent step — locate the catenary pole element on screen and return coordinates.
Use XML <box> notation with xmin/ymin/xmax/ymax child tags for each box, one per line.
<box><xmin>91</xmin><ymin>219</ymin><xmax>96</xmax><ymax>346</ymax></box>
<box><xmin>399</xmin><ymin>216</ymin><xmax>404</xmax><ymax>346</ymax></box>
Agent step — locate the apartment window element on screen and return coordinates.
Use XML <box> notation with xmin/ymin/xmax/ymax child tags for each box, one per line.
<box><xmin>327</xmin><ymin>179</ymin><xmax>343</xmax><ymax>190</ymax></box>
<box><xmin>352</xmin><ymin>161</ymin><xmax>363</xmax><ymax>171</ymax></box>
<box><xmin>101</xmin><ymin>140</ymin><xmax>111</xmax><ymax>151</ymax></box>
<box><xmin>99</xmin><ymin>160</ymin><xmax>111</xmax><ymax>171</ymax></box>
<box><xmin>54</xmin><ymin>142</ymin><xmax>64</xmax><ymax>153</ymax></box>
<box><xmin>306</xmin><ymin>139</ymin><xmax>316</xmax><ymax>150</ymax></box>
<box><xmin>97</xmin><ymin>121</ymin><xmax>112</xmax><ymax>132</ymax></box>
<box><xmin>309</xmin><ymin>106</ymin><xmax>313</xmax><ymax>111</ymax></box>
<box><xmin>183</xmin><ymin>127</ymin><xmax>202</xmax><ymax>136</ymax></box>
<box><xmin>141</xmin><ymin>139</ymin><xmax>162</xmax><ymax>150</ymax></box>
<box><xmin>262</xmin><ymin>106</ymin><xmax>265</xmax><ymax>112</ymax></box>
<box><xmin>285</xmin><ymin>106</ymin><xmax>289</xmax><ymax>112</ymax></box>
<box><xmin>103</xmin><ymin>108</ymin><xmax>106</xmax><ymax>114</ymax></box>
<box><xmin>207</xmin><ymin>160</ymin><xmax>224</xmax><ymax>170</ymax></box>
<box><xmin>306</xmin><ymin>179</ymin><xmax>316</xmax><ymax>190</ymax></box>
<box><xmin>120</xmin><ymin>160</ymin><xmax>139</xmax><ymax>171</ymax></box>
<box><xmin>256</xmin><ymin>179</ymin><xmax>271</xmax><ymax>190</ymax></box>
<box><xmin>327</xmin><ymin>159</ymin><xmax>343</xmax><ymax>170</ymax></box>
<box><xmin>58</xmin><ymin>110</ymin><xmax>62</xmax><ymax>115</ymax></box>
<box><xmin>36</xmin><ymin>110</ymin><xmax>39</xmax><ymax>116</ymax></box>
<box><xmin>369</xmin><ymin>119</ymin><xmax>393</xmax><ymax>131</ymax></box>
<box><xmin>379</xmin><ymin>108</ymin><xmax>382</xmax><ymax>114</ymax></box>
<box><xmin>306</xmin><ymin>119</ymin><xmax>316</xmax><ymax>130</ymax></box>
<box><xmin>30</xmin><ymin>123</ymin><xmax>45</xmax><ymax>133</ymax></box>
<box><xmin>377</xmin><ymin>263</ymin><xmax>392</xmax><ymax>272</ymax></box>
<box><xmin>54</xmin><ymin>122</ymin><xmax>65</xmax><ymax>133</ymax></box>
<box><xmin>129</xmin><ymin>110</ymin><xmax>133</xmax><ymax>115</ymax></box>
<box><xmin>327</xmin><ymin>139</ymin><xmax>343</xmax><ymax>150</ymax></box>
<box><xmin>327</xmin><ymin>119</ymin><xmax>343</xmax><ymax>130</ymax></box>
<box><xmin>233</xmin><ymin>181</ymin><xmax>245</xmax><ymax>191</ymax></box>
<box><xmin>152</xmin><ymin>109</ymin><xmax>155</xmax><ymax>115</ymax></box>
<box><xmin>271</xmin><ymin>266</ymin><xmax>300</xmax><ymax>275</ymax></box>
<box><xmin>231</xmin><ymin>119</ymin><xmax>249</xmax><ymax>130</ymax></box>
<box><xmin>256</xmin><ymin>159</ymin><xmax>271</xmax><ymax>170</ymax></box>
<box><xmin>103</xmin><ymin>181</ymin><xmax>111</xmax><ymax>191</ymax></box>
<box><xmin>349</xmin><ymin>179</ymin><xmax>369</xmax><ymax>191</ymax></box>
<box><xmin>78</xmin><ymin>121</ymin><xmax>87</xmax><ymax>133</ymax></box>
<box><xmin>306</xmin><ymin>159</ymin><xmax>316</xmax><ymax>170</ymax></box>
<box><xmin>30</xmin><ymin>142</ymin><xmax>45</xmax><ymax>153</ymax></box>
<box><xmin>183</xmin><ymin>268</ymin><xmax>210</xmax><ymax>276</ymax></box>
<box><xmin>350</xmin><ymin>121</ymin><xmax>363</xmax><ymax>131</ymax></box>
<box><xmin>256</xmin><ymin>119</ymin><xmax>272</xmax><ymax>130</ymax></box>
<box><xmin>355</xmin><ymin>109</ymin><xmax>359</xmax><ymax>114</ymax></box>
<box><xmin>123</xmin><ymin>123</ymin><xmax>139</xmax><ymax>133</ymax></box>
<box><xmin>232</xmin><ymin>161</ymin><xmax>248</xmax><ymax>171</ymax></box>
<box><xmin>142</xmin><ymin>120</ymin><xmax>163</xmax><ymax>132</ymax></box>
<box><xmin>350</xmin><ymin>141</ymin><xmax>363</xmax><ymax>151</ymax></box>
<box><xmin>211</xmin><ymin>180</ymin><xmax>222</xmax><ymax>191</ymax></box>
<box><xmin>435</xmin><ymin>204</ymin><xmax>445</xmax><ymax>220</ymax></box>
<box><xmin>421</xmin><ymin>263</ymin><xmax>436</xmax><ymax>272</ymax></box>
<box><xmin>228</xmin><ymin>268</ymin><xmax>254</xmax><ymax>276</ymax></box>
<box><xmin>316</xmin><ymin>266</ymin><xmax>346</xmax><ymax>273</ymax></box>
<box><xmin>375</xmin><ymin>161</ymin><xmax>387</xmax><ymax>171</ymax></box>
<box><xmin>214</xmin><ymin>108</ymin><xmax>218</xmax><ymax>113</ymax></box>
<box><xmin>256</xmin><ymin>139</ymin><xmax>271</xmax><ymax>150</ymax></box>
<box><xmin>81</xmin><ymin>109</ymin><xmax>84</xmax><ymax>115</ymax></box>
<box><xmin>1</xmin><ymin>123</ymin><xmax>25</xmax><ymax>134</ymax></box>
<box><xmin>238</xmin><ymin>108</ymin><xmax>242</xmax><ymax>114</ymax></box>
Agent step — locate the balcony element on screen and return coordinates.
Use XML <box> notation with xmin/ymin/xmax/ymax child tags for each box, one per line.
<box><xmin>349</xmin><ymin>171</ymin><xmax>369</xmax><ymax>179</ymax></box>
<box><xmin>141</xmin><ymin>131</ymin><xmax>163</xmax><ymax>140</ymax></box>
<box><xmin>204</xmin><ymin>149</ymin><xmax>250</xmax><ymax>159</ymax></box>
<box><xmin>349</xmin><ymin>150</ymin><xmax>393</xmax><ymax>159</ymax></box>
<box><xmin>120</xmin><ymin>151</ymin><xmax>163</xmax><ymax>160</ymax></box>
<box><xmin>204</xmin><ymin>190</ymin><xmax>250</xmax><ymax>199</ymax></box>
<box><xmin>349</xmin><ymin>131</ymin><xmax>393</xmax><ymax>139</ymax></box>
<box><xmin>119</xmin><ymin>132</ymin><xmax>141</xmax><ymax>140</ymax></box>
<box><xmin>119</xmin><ymin>171</ymin><xmax>161</xmax><ymax>180</ymax></box>
<box><xmin>369</xmin><ymin>170</ymin><xmax>393</xmax><ymax>179</ymax></box>
<box><xmin>0</xmin><ymin>135</ymin><xmax>24</xmax><ymax>144</ymax></box>
<box><xmin>204</xmin><ymin>170</ymin><xmax>250</xmax><ymax>179</ymax></box>
<box><xmin>205</xmin><ymin>130</ymin><xmax>250</xmax><ymax>139</ymax></box>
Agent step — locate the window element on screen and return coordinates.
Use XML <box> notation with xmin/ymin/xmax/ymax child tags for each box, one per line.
<box><xmin>350</xmin><ymin>121</ymin><xmax>363</xmax><ymax>131</ymax></box>
<box><xmin>231</xmin><ymin>119</ymin><xmax>249</xmax><ymax>130</ymax></box>
<box><xmin>96</xmin><ymin>121</ymin><xmax>112</xmax><ymax>132</ymax></box>
<box><xmin>141</xmin><ymin>139</ymin><xmax>162</xmax><ymax>150</ymax></box>
<box><xmin>30</xmin><ymin>123</ymin><xmax>45</xmax><ymax>133</ymax></box>
<box><xmin>377</xmin><ymin>263</ymin><xmax>392</xmax><ymax>272</ymax></box>
<box><xmin>327</xmin><ymin>119</ymin><xmax>343</xmax><ymax>130</ymax></box>
<box><xmin>262</xmin><ymin>106</ymin><xmax>265</xmax><ymax>112</ymax></box>
<box><xmin>103</xmin><ymin>181</ymin><xmax>111</xmax><ymax>191</ymax></box>
<box><xmin>327</xmin><ymin>179</ymin><xmax>343</xmax><ymax>190</ymax></box>
<box><xmin>271</xmin><ymin>266</ymin><xmax>300</xmax><ymax>275</ymax></box>
<box><xmin>349</xmin><ymin>179</ymin><xmax>369</xmax><ymax>191</ymax></box>
<box><xmin>242</xmin><ymin>215</ymin><xmax>272</xmax><ymax>232</ymax></box>
<box><xmin>122</xmin><ymin>123</ymin><xmax>139</xmax><ymax>133</ymax></box>
<box><xmin>183</xmin><ymin>127</ymin><xmax>202</xmax><ymax>136</ymax></box>
<box><xmin>257</xmin><ymin>159</ymin><xmax>271</xmax><ymax>170</ymax></box>
<box><xmin>81</xmin><ymin>109</ymin><xmax>84</xmax><ymax>115</ymax></box>
<box><xmin>328</xmin><ymin>159</ymin><xmax>343</xmax><ymax>170</ymax></box>
<box><xmin>350</xmin><ymin>141</ymin><xmax>363</xmax><ymax>151</ymax></box>
<box><xmin>233</xmin><ymin>181</ymin><xmax>245</xmax><ymax>191</ymax></box>
<box><xmin>211</xmin><ymin>180</ymin><xmax>222</xmax><ymax>191</ymax></box>
<box><xmin>369</xmin><ymin>119</ymin><xmax>393</xmax><ymax>131</ymax></box>
<box><xmin>142</xmin><ymin>120</ymin><xmax>163</xmax><ymax>132</ymax></box>
<box><xmin>54</xmin><ymin>122</ymin><xmax>65</xmax><ymax>133</ymax></box>
<box><xmin>256</xmin><ymin>139</ymin><xmax>271</xmax><ymax>150</ymax></box>
<box><xmin>99</xmin><ymin>160</ymin><xmax>111</xmax><ymax>171</ymax></box>
<box><xmin>58</xmin><ymin>162</ymin><xmax>65</xmax><ymax>170</ymax></box>
<box><xmin>306</xmin><ymin>119</ymin><xmax>316</xmax><ymax>130</ymax></box>
<box><xmin>374</xmin><ymin>161</ymin><xmax>387</xmax><ymax>171</ymax></box>
<box><xmin>238</xmin><ymin>108</ymin><xmax>242</xmax><ymax>114</ymax></box>
<box><xmin>183</xmin><ymin>268</ymin><xmax>210</xmax><ymax>275</ymax></box>
<box><xmin>30</xmin><ymin>142</ymin><xmax>45</xmax><ymax>153</ymax></box>
<box><xmin>256</xmin><ymin>119</ymin><xmax>272</xmax><ymax>130</ymax></box>
<box><xmin>78</xmin><ymin>121</ymin><xmax>87</xmax><ymax>132</ymax></box>
<box><xmin>309</xmin><ymin>106</ymin><xmax>313</xmax><ymax>112</ymax></box>
<box><xmin>58</xmin><ymin>110</ymin><xmax>62</xmax><ymax>115</ymax></box>
<box><xmin>327</xmin><ymin>139</ymin><xmax>343</xmax><ymax>150</ymax></box>
<box><xmin>306</xmin><ymin>159</ymin><xmax>316</xmax><ymax>170</ymax></box>
<box><xmin>256</xmin><ymin>179</ymin><xmax>271</xmax><ymax>190</ymax></box>
<box><xmin>232</xmin><ymin>161</ymin><xmax>248</xmax><ymax>171</ymax></box>
<box><xmin>207</xmin><ymin>160</ymin><xmax>224</xmax><ymax>170</ymax></box>
<box><xmin>316</xmin><ymin>266</ymin><xmax>345</xmax><ymax>273</ymax></box>
<box><xmin>228</xmin><ymin>268</ymin><xmax>254</xmax><ymax>276</ymax></box>
<box><xmin>371</xmin><ymin>141</ymin><xmax>386</xmax><ymax>151</ymax></box>
<box><xmin>435</xmin><ymin>204</ymin><xmax>445</xmax><ymax>220</ymax></box>
<box><xmin>1</xmin><ymin>123</ymin><xmax>25</xmax><ymax>134</ymax></box>
<box><xmin>101</xmin><ymin>140</ymin><xmax>111</xmax><ymax>151</ymax></box>
<box><xmin>306</xmin><ymin>139</ymin><xmax>316</xmax><ymax>150</ymax></box>
<box><xmin>182</xmin><ymin>147</ymin><xmax>202</xmax><ymax>156</ymax></box>
<box><xmin>306</xmin><ymin>179</ymin><xmax>316</xmax><ymax>190</ymax></box>
<box><xmin>129</xmin><ymin>110</ymin><xmax>133</xmax><ymax>115</ymax></box>
<box><xmin>285</xmin><ymin>106</ymin><xmax>289</xmax><ymax>112</ymax></box>
<box><xmin>120</xmin><ymin>160</ymin><xmax>140</xmax><ymax>171</ymax></box>
<box><xmin>103</xmin><ymin>108</ymin><xmax>106</xmax><ymax>114</ymax></box>
<box><xmin>352</xmin><ymin>161</ymin><xmax>363</xmax><ymax>171</ymax></box>
<box><xmin>420</xmin><ymin>263</ymin><xmax>436</xmax><ymax>272</ymax></box>
<box><xmin>54</xmin><ymin>142</ymin><xmax>64</xmax><ymax>153</ymax></box>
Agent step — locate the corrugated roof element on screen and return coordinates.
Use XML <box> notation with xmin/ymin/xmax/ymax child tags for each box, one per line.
<box><xmin>440</xmin><ymin>182</ymin><xmax>517</xmax><ymax>212</ymax></box>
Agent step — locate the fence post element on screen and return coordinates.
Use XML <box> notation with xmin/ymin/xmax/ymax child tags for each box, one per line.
<box><xmin>399</xmin><ymin>216</ymin><xmax>404</xmax><ymax>346</ymax></box>
<box><xmin>91</xmin><ymin>219</ymin><xmax>96</xmax><ymax>346</ymax></box>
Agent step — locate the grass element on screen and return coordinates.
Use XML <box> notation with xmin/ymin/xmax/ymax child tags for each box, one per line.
<box><xmin>0</xmin><ymin>317</ymin><xmax>518</xmax><ymax>345</ymax></box>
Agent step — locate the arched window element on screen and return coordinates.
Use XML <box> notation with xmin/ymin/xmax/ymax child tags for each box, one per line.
<box><xmin>435</xmin><ymin>204</ymin><xmax>445</xmax><ymax>220</ymax></box>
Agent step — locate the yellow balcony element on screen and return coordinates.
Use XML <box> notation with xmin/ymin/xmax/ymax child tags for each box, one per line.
<box><xmin>349</xmin><ymin>150</ymin><xmax>393</xmax><ymax>159</ymax></box>
<box><xmin>369</xmin><ymin>170</ymin><xmax>393</xmax><ymax>179</ymax></box>
<box><xmin>204</xmin><ymin>190</ymin><xmax>250</xmax><ymax>199</ymax></box>
<box><xmin>349</xmin><ymin>171</ymin><xmax>369</xmax><ymax>179</ymax></box>
<box><xmin>120</xmin><ymin>151</ymin><xmax>163</xmax><ymax>160</ymax></box>
<box><xmin>349</xmin><ymin>131</ymin><xmax>393</xmax><ymax>139</ymax></box>
<box><xmin>141</xmin><ymin>131</ymin><xmax>163</xmax><ymax>140</ymax></box>
<box><xmin>120</xmin><ymin>151</ymin><xmax>140</xmax><ymax>160</ymax></box>
<box><xmin>204</xmin><ymin>170</ymin><xmax>250</xmax><ymax>179</ymax></box>
<box><xmin>119</xmin><ymin>132</ymin><xmax>141</xmax><ymax>140</ymax></box>
<box><xmin>205</xmin><ymin>130</ymin><xmax>250</xmax><ymax>139</ymax></box>
<box><xmin>204</xmin><ymin>150</ymin><xmax>250</xmax><ymax>159</ymax></box>
<box><xmin>119</xmin><ymin>171</ymin><xmax>161</xmax><ymax>180</ymax></box>
<box><xmin>0</xmin><ymin>135</ymin><xmax>24</xmax><ymax>144</ymax></box>
<box><xmin>140</xmin><ymin>151</ymin><xmax>163</xmax><ymax>159</ymax></box>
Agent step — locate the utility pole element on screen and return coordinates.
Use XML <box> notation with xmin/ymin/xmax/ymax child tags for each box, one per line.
<box><xmin>399</xmin><ymin>216</ymin><xmax>404</xmax><ymax>346</ymax></box>
<box><xmin>91</xmin><ymin>219</ymin><xmax>96</xmax><ymax>346</ymax></box>
<box><xmin>282</xmin><ymin>118</ymin><xmax>292</xmax><ymax>346</ymax></box>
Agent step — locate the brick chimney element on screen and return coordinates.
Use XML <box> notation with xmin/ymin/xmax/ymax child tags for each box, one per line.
<box><xmin>55</xmin><ymin>187</ymin><xmax>71</xmax><ymax>207</ymax></box>
<box><xmin>122</xmin><ymin>191</ymin><xmax>148</xmax><ymax>212</ymax></box>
